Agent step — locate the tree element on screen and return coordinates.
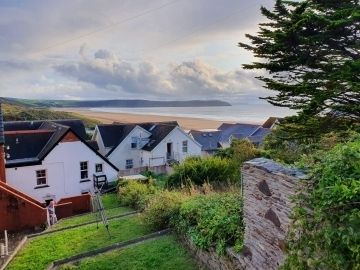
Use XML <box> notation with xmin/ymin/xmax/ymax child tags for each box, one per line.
<box><xmin>239</xmin><ymin>0</ymin><xmax>360</xmax><ymax>120</ymax></box>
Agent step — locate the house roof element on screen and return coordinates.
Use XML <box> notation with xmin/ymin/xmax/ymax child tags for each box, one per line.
<box><xmin>189</xmin><ymin>130</ymin><xmax>222</xmax><ymax>151</ymax></box>
<box><xmin>262</xmin><ymin>117</ymin><xmax>283</xmax><ymax>129</ymax></box>
<box><xmin>4</xmin><ymin>119</ymin><xmax>87</xmax><ymax>139</ymax></box>
<box><xmin>98</xmin><ymin>121</ymin><xmax>179</xmax><ymax>154</ymax></box>
<box><xmin>191</xmin><ymin>123</ymin><xmax>273</xmax><ymax>151</ymax></box>
<box><xmin>97</xmin><ymin>124</ymin><xmax>136</xmax><ymax>149</ymax></box>
<box><xmin>5</xmin><ymin>131</ymin><xmax>54</xmax><ymax>162</ymax></box>
<box><xmin>4</xmin><ymin>120</ymin><xmax>118</xmax><ymax>171</ymax></box>
<box><xmin>218</xmin><ymin>123</ymin><xmax>259</xmax><ymax>143</ymax></box>
<box><xmin>142</xmin><ymin>124</ymin><xmax>178</xmax><ymax>151</ymax></box>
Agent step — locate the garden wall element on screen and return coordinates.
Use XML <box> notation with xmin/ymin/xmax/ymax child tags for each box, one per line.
<box><xmin>0</xmin><ymin>182</ymin><xmax>47</xmax><ymax>232</ymax></box>
<box><xmin>232</xmin><ymin>158</ymin><xmax>306</xmax><ymax>270</ymax></box>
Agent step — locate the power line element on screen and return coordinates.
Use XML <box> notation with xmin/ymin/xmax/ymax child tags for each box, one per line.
<box><xmin>32</xmin><ymin>0</ymin><xmax>183</xmax><ymax>56</ymax></box>
<box><xmin>139</xmin><ymin>1</ymin><xmax>262</xmax><ymax>58</ymax></box>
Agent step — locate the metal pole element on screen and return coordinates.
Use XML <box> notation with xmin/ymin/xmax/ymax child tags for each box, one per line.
<box><xmin>4</xmin><ymin>230</ymin><xmax>8</xmax><ymax>256</ymax></box>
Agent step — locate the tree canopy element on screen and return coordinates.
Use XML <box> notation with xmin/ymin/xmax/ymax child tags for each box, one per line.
<box><xmin>239</xmin><ymin>0</ymin><xmax>360</xmax><ymax>120</ymax></box>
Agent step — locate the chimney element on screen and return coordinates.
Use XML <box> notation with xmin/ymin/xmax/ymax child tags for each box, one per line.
<box><xmin>0</xmin><ymin>101</ymin><xmax>6</xmax><ymax>183</ymax></box>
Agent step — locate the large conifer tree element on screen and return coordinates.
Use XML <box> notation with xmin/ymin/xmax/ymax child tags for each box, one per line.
<box><xmin>239</xmin><ymin>0</ymin><xmax>359</xmax><ymax>120</ymax></box>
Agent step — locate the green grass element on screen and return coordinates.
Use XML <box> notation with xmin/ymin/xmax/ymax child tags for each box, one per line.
<box><xmin>101</xmin><ymin>193</ymin><xmax>120</xmax><ymax>209</ymax></box>
<box><xmin>7</xmin><ymin>216</ymin><xmax>151</xmax><ymax>270</ymax></box>
<box><xmin>50</xmin><ymin>206</ymin><xmax>133</xmax><ymax>230</ymax></box>
<box><xmin>50</xmin><ymin>193</ymin><xmax>129</xmax><ymax>230</ymax></box>
<box><xmin>59</xmin><ymin>235</ymin><xmax>199</xmax><ymax>270</ymax></box>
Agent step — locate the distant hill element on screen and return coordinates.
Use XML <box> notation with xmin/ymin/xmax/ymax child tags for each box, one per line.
<box><xmin>2</xmin><ymin>97</ymin><xmax>231</xmax><ymax>108</ymax></box>
<box><xmin>2</xmin><ymin>102</ymin><xmax>100</xmax><ymax>129</ymax></box>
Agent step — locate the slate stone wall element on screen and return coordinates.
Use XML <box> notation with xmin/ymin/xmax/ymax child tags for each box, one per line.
<box><xmin>234</xmin><ymin>158</ymin><xmax>306</xmax><ymax>270</ymax></box>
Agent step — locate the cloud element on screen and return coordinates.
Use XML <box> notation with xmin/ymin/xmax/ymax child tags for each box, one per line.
<box><xmin>54</xmin><ymin>49</ymin><xmax>263</xmax><ymax>100</ymax></box>
<box><xmin>0</xmin><ymin>0</ymin><xmax>273</xmax><ymax>100</ymax></box>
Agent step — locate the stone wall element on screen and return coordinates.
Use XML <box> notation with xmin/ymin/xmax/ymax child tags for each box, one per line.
<box><xmin>181</xmin><ymin>237</ymin><xmax>244</xmax><ymax>270</ymax></box>
<box><xmin>233</xmin><ymin>158</ymin><xmax>306</xmax><ymax>270</ymax></box>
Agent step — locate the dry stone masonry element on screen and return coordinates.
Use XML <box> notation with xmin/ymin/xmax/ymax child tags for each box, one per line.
<box><xmin>235</xmin><ymin>158</ymin><xmax>306</xmax><ymax>270</ymax></box>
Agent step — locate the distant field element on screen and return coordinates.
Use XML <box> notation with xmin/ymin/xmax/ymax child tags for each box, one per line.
<box><xmin>59</xmin><ymin>235</ymin><xmax>199</xmax><ymax>270</ymax></box>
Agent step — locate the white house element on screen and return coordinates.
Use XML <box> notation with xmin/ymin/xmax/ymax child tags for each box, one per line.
<box><xmin>4</xmin><ymin>120</ymin><xmax>118</xmax><ymax>203</ymax></box>
<box><xmin>93</xmin><ymin>121</ymin><xmax>202</xmax><ymax>172</ymax></box>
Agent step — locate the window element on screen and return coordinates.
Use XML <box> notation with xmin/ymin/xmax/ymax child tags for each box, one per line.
<box><xmin>95</xmin><ymin>163</ymin><xmax>103</xmax><ymax>173</ymax></box>
<box><xmin>80</xmin><ymin>161</ymin><xmax>88</xmax><ymax>179</ymax></box>
<box><xmin>36</xmin><ymin>170</ymin><xmax>47</xmax><ymax>186</ymax></box>
<box><xmin>182</xmin><ymin>140</ymin><xmax>188</xmax><ymax>153</ymax></box>
<box><xmin>131</xmin><ymin>137</ymin><xmax>137</xmax><ymax>149</ymax></box>
<box><xmin>126</xmin><ymin>159</ymin><xmax>133</xmax><ymax>169</ymax></box>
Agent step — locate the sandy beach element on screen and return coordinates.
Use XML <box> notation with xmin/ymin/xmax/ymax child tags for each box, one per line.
<box><xmin>55</xmin><ymin>108</ymin><xmax>232</xmax><ymax>130</ymax></box>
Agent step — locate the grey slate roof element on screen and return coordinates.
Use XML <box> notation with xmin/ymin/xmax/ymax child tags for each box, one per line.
<box><xmin>4</xmin><ymin>120</ymin><xmax>118</xmax><ymax>170</ymax></box>
<box><xmin>98</xmin><ymin>121</ymin><xmax>179</xmax><ymax>154</ymax></box>
<box><xmin>97</xmin><ymin>124</ymin><xmax>136</xmax><ymax>149</ymax></box>
<box><xmin>191</xmin><ymin>120</ymin><xmax>274</xmax><ymax>152</ymax></box>
<box><xmin>4</xmin><ymin>119</ymin><xmax>87</xmax><ymax>139</ymax></box>
<box><xmin>218</xmin><ymin>123</ymin><xmax>260</xmax><ymax>143</ymax></box>
<box><xmin>142</xmin><ymin>124</ymin><xmax>177</xmax><ymax>151</ymax></box>
<box><xmin>189</xmin><ymin>130</ymin><xmax>222</xmax><ymax>152</ymax></box>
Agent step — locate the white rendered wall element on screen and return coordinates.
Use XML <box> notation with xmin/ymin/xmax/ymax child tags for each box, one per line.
<box><xmin>6</xmin><ymin>141</ymin><xmax>118</xmax><ymax>203</ymax></box>
<box><xmin>142</xmin><ymin>127</ymin><xmax>202</xmax><ymax>167</ymax></box>
<box><xmin>108</xmin><ymin>126</ymin><xmax>150</xmax><ymax>170</ymax></box>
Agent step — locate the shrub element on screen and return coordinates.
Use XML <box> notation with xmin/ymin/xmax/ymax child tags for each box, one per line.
<box><xmin>168</xmin><ymin>156</ymin><xmax>239</xmax><ymax>187</ymax></box>
<box><xmin>117</xmin><ymin>181</ymin><xmax>157</xmax><ymax>210</ymax></box>
<box><xmin>174</xmin><ymin>192</ymin><xmax>244</xmax><ymax>254</ymax></box>
<box><xmin>216</xmin><ymin>139</ymin><xmax>260</xmax><ymax>165</ymax></box>
<box><xmin>142</xmin><ymin>190</ymin><xmax>187</xmax><ymax>230</ymax></box>
<box><xmin>283</xmin><ymin>137</ymin><xmax>360</xmax><ymax>269</ymax></box>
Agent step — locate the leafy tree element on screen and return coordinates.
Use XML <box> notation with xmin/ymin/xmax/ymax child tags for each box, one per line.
<box><xmin>239</xmin><ymin>0</ymin><xmax>360</xmax><ymax>120</ymax></box>
<box><xmin>216</xmin><ymin>139</ymin><xmax>260</xmax><ymax>165</ymax></box>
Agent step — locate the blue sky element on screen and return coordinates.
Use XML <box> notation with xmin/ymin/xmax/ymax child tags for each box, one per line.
<box><xmin>0</xmin><ymin>0</ymin><xmax>274</xmax><ymax>102</ymax></box>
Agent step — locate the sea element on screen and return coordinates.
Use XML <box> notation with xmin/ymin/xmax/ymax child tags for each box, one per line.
<box><xmin>89</xmin><ymin>102</ymin><xmax>296</xmax><ymax>124</ymax></box>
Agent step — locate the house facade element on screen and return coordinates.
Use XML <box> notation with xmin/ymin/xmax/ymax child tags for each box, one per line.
<box><xmin>3</xmin><ymin>120</ymin><xmax>119</xmax><ymax>204</ymax></box>
<box><xmin>93</xmin><ymin>121</ymin><xmax>202</xmax><ymax>174</ymax></box>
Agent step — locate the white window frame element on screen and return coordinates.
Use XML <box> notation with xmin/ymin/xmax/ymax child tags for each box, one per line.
<box><xmin>131</xmin><ymin>137</ymin><xmax>138</xmax><ymax>149</ymax></box>
<box><xmin>95</xmin><ymin>163</ymin><xmax>103</xmax><ymax>173</ymax></box>
<box><xmin>80</xmin><ymin>161</ymin><xmax>89</xmax><ymax>180</ymax></box>
<box><xmin>36</xmin><ymin>169</ymin><xmax>47</xmax><ymax>186</ymax></box>
<box><xmin>182</xmin><ymin>140</ymin><xmax>188</xmax><ymax>153</ymax></box>
<box><xmin>125</xmin><ymin>159</ymin><xmax>133</xmax><ymax>169</ymax></box>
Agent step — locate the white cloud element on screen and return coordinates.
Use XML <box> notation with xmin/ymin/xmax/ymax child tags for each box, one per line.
<box><xmin>54</xmin><ymin>49</ymin><xmax>263</xmax><ymax>100</ymax></box>
<box><xmin>0</xmin><ymin>0</ymin><xmax>273</xmax><ymax>100</ymax></box>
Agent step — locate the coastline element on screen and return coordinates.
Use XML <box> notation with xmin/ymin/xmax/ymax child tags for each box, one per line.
<box><xmin>53</xmin><ymin>107</ymin><xmax>233</xmax><ymax>130</ymax></box>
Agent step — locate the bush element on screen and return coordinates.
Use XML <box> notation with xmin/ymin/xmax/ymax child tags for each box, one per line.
<box><xmin>168</xmin><ymin>156</ymin><xmax>239</xmax><ymax>187</ymax></box>
<box><xmin>142</xmin><ymin>190</ymin><xmax>187</xmax><ymax>230</ymax></box>
<box><xmin>174</xmin><ymin>192</ymin><xmax>244</xmax><ymax>254</ymax></box>
<box><xmin>283</xmin><ymin>137</ymin><xmax>360</xmax><ymax>269</ymax></box>
<box><xmin>216</xmin><ymin>139</ymin><xmax>260</xmax><ymax>165</ymax></box>
<box><xmin>117</xmin><ymin>181</ymin><xmax>157</xmax><ymax>210</ymax></box>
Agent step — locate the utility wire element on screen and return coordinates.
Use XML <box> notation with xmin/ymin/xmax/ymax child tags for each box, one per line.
<box><xmin>32</xmin><ymin>0</ymin><xmax>183</xmax><ymax>56</ymax></box>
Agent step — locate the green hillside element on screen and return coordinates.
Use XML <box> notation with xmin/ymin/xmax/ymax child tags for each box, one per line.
<box><xmin>2</xmin><ymin>103</ymin><xmax>99</xmax><ymax>129</ymax></box>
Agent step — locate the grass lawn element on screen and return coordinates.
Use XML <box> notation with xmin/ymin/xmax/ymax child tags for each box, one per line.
<box><xmin>7</xmin><ymin>216</ymin><xmax>150</xmax><ymax>270</ymax></box>
<box><xmin>101</xmin><ymin>193</ymin><xmax>120</xmax><ymax>209</ymax></box>
<box><xmin>59</xmin><ymin>235</ymin><xmax>199</xmax><ymax>270</ymax></box>
<box><xmin>50</xmin><ymin>206</ymin><xmax>134</xmax><ymax>230</ymax></box>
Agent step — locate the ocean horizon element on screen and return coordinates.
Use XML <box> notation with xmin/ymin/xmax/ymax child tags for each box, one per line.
<box><xmin>89</xmin><ymin>102</ymin><xmax>296</xmax><ymax>124</ymax></box>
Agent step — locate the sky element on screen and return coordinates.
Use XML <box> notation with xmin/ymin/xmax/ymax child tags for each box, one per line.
<box><xmin>0</xmin><ymin>0</ymin><xmax>274</xmax><ymax>103</ymax></box>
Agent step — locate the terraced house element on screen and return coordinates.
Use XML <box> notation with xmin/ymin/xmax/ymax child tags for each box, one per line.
<box><xmin>0</xmin><ymin>106</ymin><xmax>118</xmax><ymax>231</ymax></box>
<box><xmin>93</xmin><ymin>121</ymin><xmax>202</xmax><ymax>175</ymax></box>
